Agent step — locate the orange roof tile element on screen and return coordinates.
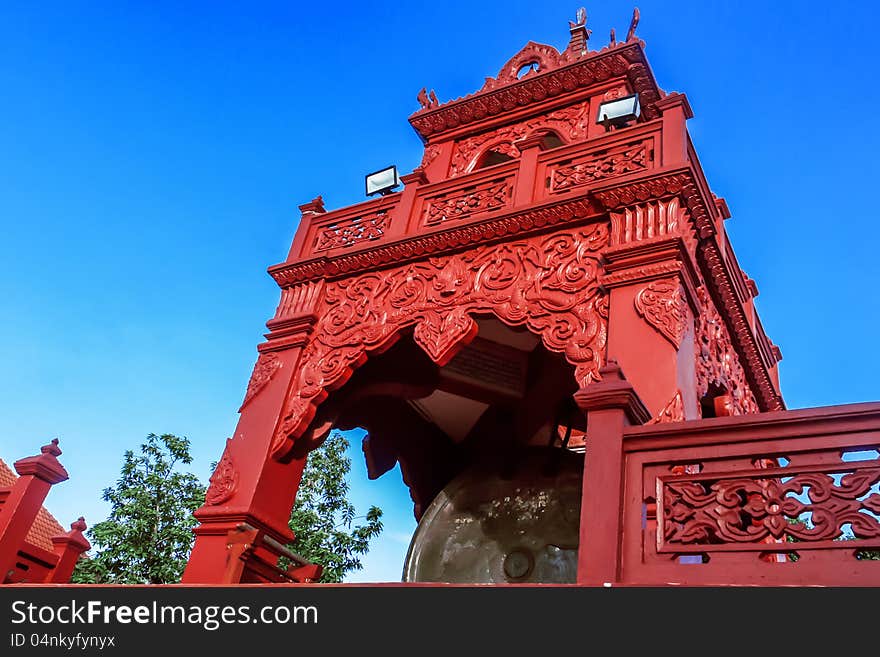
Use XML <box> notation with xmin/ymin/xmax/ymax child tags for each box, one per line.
<box><xmin>0</xmin><ymin>458</ymin><xmax>67</xmax><ymax>552</ymax></box>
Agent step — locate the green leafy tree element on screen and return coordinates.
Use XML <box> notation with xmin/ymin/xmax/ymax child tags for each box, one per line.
<box><xmin>288</xmin><ymin>431</ymin><xmax>384</xmax><ymax>582</ymax></box>
<box><xmin>71</xmin><ymin>433</ymin><xmax>205</xmax><ymax>584</ymax></box>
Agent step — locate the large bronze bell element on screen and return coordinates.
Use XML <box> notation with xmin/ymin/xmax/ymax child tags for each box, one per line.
<box><xmin>402</xmin><ymin>447</ymin><xmax>583</xmax><ymax>583</ymax></box>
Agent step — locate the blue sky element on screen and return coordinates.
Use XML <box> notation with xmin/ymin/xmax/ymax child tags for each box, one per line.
<box><xmin>1</xmin><ymin>2</ymin><xmax>878</xmax><ymax>583</ymax></box>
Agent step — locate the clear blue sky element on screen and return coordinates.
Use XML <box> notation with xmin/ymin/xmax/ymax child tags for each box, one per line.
<box><xmin>1</xmin><ymin>1</ymin><xmax>878</xmax><ymax>582</ymax></box>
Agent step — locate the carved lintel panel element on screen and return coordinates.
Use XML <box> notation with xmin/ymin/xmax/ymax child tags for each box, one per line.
<box><xmin>271</xmin><ymin>222</ymin><xmax>610</xmax><ymax>460</ymax></box>
<box><xmin>660</xmin><ymin>465</ymin><xmax>880</xmax><ymax>548</ymax></box>
<box><xmin>648</xmin><ymin>390</ymin><xmax>685</xmax><ymax>424</ymax></box>
<box><xmin>635</xmin><ymin>279</ymin><xmax>687</xmax><ymax>347</ymax></box>
<box><xmin>314</xmin><ymin>211</ymin><xmax>388</xmax><ymax>252</ymax></box>
<box><xmin>549</xmin><ymin>144</ymin><xmax>647</xmax><ymax>192</ymax></box>
<box><xmin>239</xmin><ymin>353</ymin><xmax>282</xmax><ymax>411</ymax></box>
<box><xmin>205</xmin><ymin>441</ymin><xmax>238</xmax><ymax>506</ymax></box>
<box><xmin>422</xmin><ymin>178</ymin><xmax>513</xmax><ymax>226</ymax></box>
<box><xmin>695</xmin><ymin>286</ymin><xmax>759</xmax><ymax>415</ymax></box>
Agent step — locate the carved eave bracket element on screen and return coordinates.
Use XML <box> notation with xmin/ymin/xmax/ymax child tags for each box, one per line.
<box><xmin>261</xmin><ymin>279</ymin><xmax>326</xmax><ymax>353</ymax></box>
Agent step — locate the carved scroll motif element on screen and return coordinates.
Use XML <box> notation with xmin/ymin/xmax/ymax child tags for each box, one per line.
<box><xmin>271</xmin><ymin>223</ymin><xmax>610</xmax><ymax>460</ymax></box>
<box><xmin>695</xmin><ymin>286</ymin><xmax>759</xmax><ymax>415</ymax></box>
<box><xmin>314</xmin><ymin>211</ymin><xmax>388</xmax><ymax>252</ymax></box>
<box><xmin>550</xmin><ymin>144</ymin><xmax>647</xmax><ymax>191</ymax></box>
<box><xmin>661</xmin><ymin>466</ymin><xmax>880</xmax><ymax>546</ymax></box>
<box><xmin>423</xmin><ymin>179</ymin><xmax>512</xmax><ymax>226</ymax></box>
<box><xmin>635</xmin><ymin>279</ymin><xmax>687</xmax><ymax>347</ymax></box>
<box><xmin>448</xmin><ymin>102</ymin><xmax>592</xmax><ymax>176</ymax></box>
<box><xmin>239</xmin><ymin>353</ymin><xmax>282</xmax><ymax>411</ymax></box>
<box><xmin>205</xmin><ymin>443</ymin><xmax>238</xmax><ymax>505</ymax></box>
<box><xmin>648</xmin><ymin>390</ymin><xmax>685</xmax><ymax>424</ymax></box>
<box><xmin>420</xmin><ymin>144</ymin><xmax>441</xmax><ymax>169</ymax></box>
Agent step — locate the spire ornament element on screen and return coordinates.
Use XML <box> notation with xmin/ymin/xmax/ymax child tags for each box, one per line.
<box><xmin>567</xmin><ymin>7</ymin><xmax>591</xmax><ymax>55</ymax></box>
<box><xmin>626</xmin><ymin>7</ymin><xmax>640</xmax><ymax>42</ymax></box>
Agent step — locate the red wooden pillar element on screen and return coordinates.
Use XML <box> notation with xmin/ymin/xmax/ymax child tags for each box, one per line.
<box><xmin>46</xmin><ymin>517</ymin><xmax>90</xmax><ymax>583</ymax></box>
<box><xmin>0</xmin><ymin>439</ymin><xmax>68</xmax><ymax>582</ymax></box>
<box><xmin>512</xmin><ymin>132</ymin><xmax>551</xmax><ymax>206</ymax></box>
<box><xmin>574</xmin><ymin>361</ymin><xmax>649</xmax><ymax>586</ymax></box>
<box><xmin>181</xmin><ymin>283</ymin><xmax>325</xmax><ymax>584</ymax></box>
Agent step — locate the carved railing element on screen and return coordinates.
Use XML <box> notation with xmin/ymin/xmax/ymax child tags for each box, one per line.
<box><xmin>535</xmin><ymin>123</ymin><xmax>659</xmax><ymax>199</ymax></box>
<box><xmin>304</xmin><ymin>205</ymin><xmax>394</xmax><ymax>256</ymax></box>
<box><xmin>619</xmin><ymin>403</ymin><xmax>880</xmax><ymax>586</ymax></box>
<box><xmin>292</xmin><ymin>121</ymin><xmax>667</xmax><ymax>261</ymax></box>
<box><xmin>415</xmin><ymin>166</ymin><xmax>517</xmax><ymax>229</ymax></box>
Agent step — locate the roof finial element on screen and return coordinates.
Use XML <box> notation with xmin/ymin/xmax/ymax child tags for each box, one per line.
<box><xmin>626</xmin><ymin>7</ymin><xmax>640</xmax><ymax>42</ymax></box>
<box><xmin>609</xmin><ymin>27</ymin><xmax>617</xmax><ymax>47</ymax></box>
<box><xmin>417</xmin><ymin>87</ymin><xmax>439</xmax><ymax>110</ymax></box>
<box><xmin>567</xmin><ymin>7</ymin><xmax>591</xmax><ymax>56</ymax></box>
<box><xmin>41</xmin><ymin>438</ymin><xmax>62</xmax><ymax>457</ymax></box>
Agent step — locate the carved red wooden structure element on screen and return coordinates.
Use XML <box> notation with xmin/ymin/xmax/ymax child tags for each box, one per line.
<box><xmin>0</xmin><ymin>440</ymin><xmax>90</xmax><ymax>583</ymax></box>
<box><xmin>182</xmin><ymin>10</ymin><xmax>880</xmax><ymax>585</ymax></box>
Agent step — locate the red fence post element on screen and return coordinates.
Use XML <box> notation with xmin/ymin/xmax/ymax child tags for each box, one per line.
<box><xmin>46</xmin><ymin>517</ymin><xmax>90</xmax><ymax>583</ymax></box>
<box><xmin>574</xmin><ymin>360</ymin><xmax>650</xmax><ymax>586</ymax></box>
<box><xmin>0</xmin><ymin>439</ymin><xmax>68</xmax><ymax>583</ymax></box>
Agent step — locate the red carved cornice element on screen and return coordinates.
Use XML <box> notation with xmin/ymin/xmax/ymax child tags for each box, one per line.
<box><xmin>409</xmin><ymin>41</ymin><xmax>662</xmax><ymax>140</ymax></box>
<box><xmin>269</xmin><ymin>195</ymin><xmax>600</xmax><ymax>286</ymax></box>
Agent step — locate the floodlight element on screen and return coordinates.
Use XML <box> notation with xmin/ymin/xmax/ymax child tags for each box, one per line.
<box><xmin>365</xmin><ymin>165</ymin><xmax>400</xmax><ymax>197</ymax></box>
<box><xmin>596</xmin><ymin>93</ymin><xmax>640</xmax><ymax>129</ymax></box>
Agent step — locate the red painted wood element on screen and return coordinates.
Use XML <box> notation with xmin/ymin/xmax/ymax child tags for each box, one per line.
<box><xmin>184</xmin><ymin>13</ymin><xmax>878</xmax><ymax>586</ymax></box>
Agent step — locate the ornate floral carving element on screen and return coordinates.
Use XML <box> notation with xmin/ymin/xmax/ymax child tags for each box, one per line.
<box><xmin>239</xmin><ymin>353</ymin><xmax>282</xmax><ymax>411</ymax></box>
<box><xmin>271</xmin><ymin>223</ymin><xmax>610</xmax><ymax>460</ymax></box>
<box><xmin>448</xmin><ymin>102</ymin><xmax>591</xmax><ymax>176</ymax></box>
<box><xmin>314</xmin><ymin>211</ymin><xmax>388</xmax><ymax>251</ymax></box>
<box><xmin>205</xmin><ymin>443</ymin><xmax>238</xmax><ymax>505</ymax></box>
<box><xmin>423</xmin><ymin>179</ymin><xmax>512</xmax><ymax>225</ymax></box>
<box><xmin>695</xmin><ymin>286</ymin><xmax>759</xmax><ymax>415</ymax></box>
<box><xmin>550</xmin><ymin>145</ymin><xmax>647</xmax><ymax>191</ymax></box>
<box><xmin>648</xmin><ymin>390</ymin><xmax>685</xmax><ymax>424</ymax></box>
<box><xmin>420</xmin><ymin>144</ymin><xmax>441</xmax><ymax>169</ymax></box>
<box><xmin>660</xmin><ymin>466</ymin><xmax>880</xmax><ymax>546</ymax></box>
<box><xmin>635</xmin><ymin>279</ymin><xmax>687</xmax><ymax>346</ymax></box>
<box><xmin>593</xmin><ymin>174</ymin><xmax>688</xmax><ymax>211</ymax></box>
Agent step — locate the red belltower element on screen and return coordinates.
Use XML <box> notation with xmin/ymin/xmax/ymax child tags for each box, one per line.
<box><xmin>183</xmin><ymin>9</ymin><xmax>880</xmax><ymax>586</ymax></box>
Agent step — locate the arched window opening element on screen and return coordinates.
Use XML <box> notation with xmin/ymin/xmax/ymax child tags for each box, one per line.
<box><xmin>516</xmin><ymin>61</ymin><xmax>540</xmax><ymax>78</ymax></box>
<box><xmin>541</xmin><ymin>131</ymin><xmax>565</xmax><ymax>150</ymax></box>
<box><xmin>474</xmin><ymin>147</ymin><xmax>516</xmax><ymax>171</ymax></box>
